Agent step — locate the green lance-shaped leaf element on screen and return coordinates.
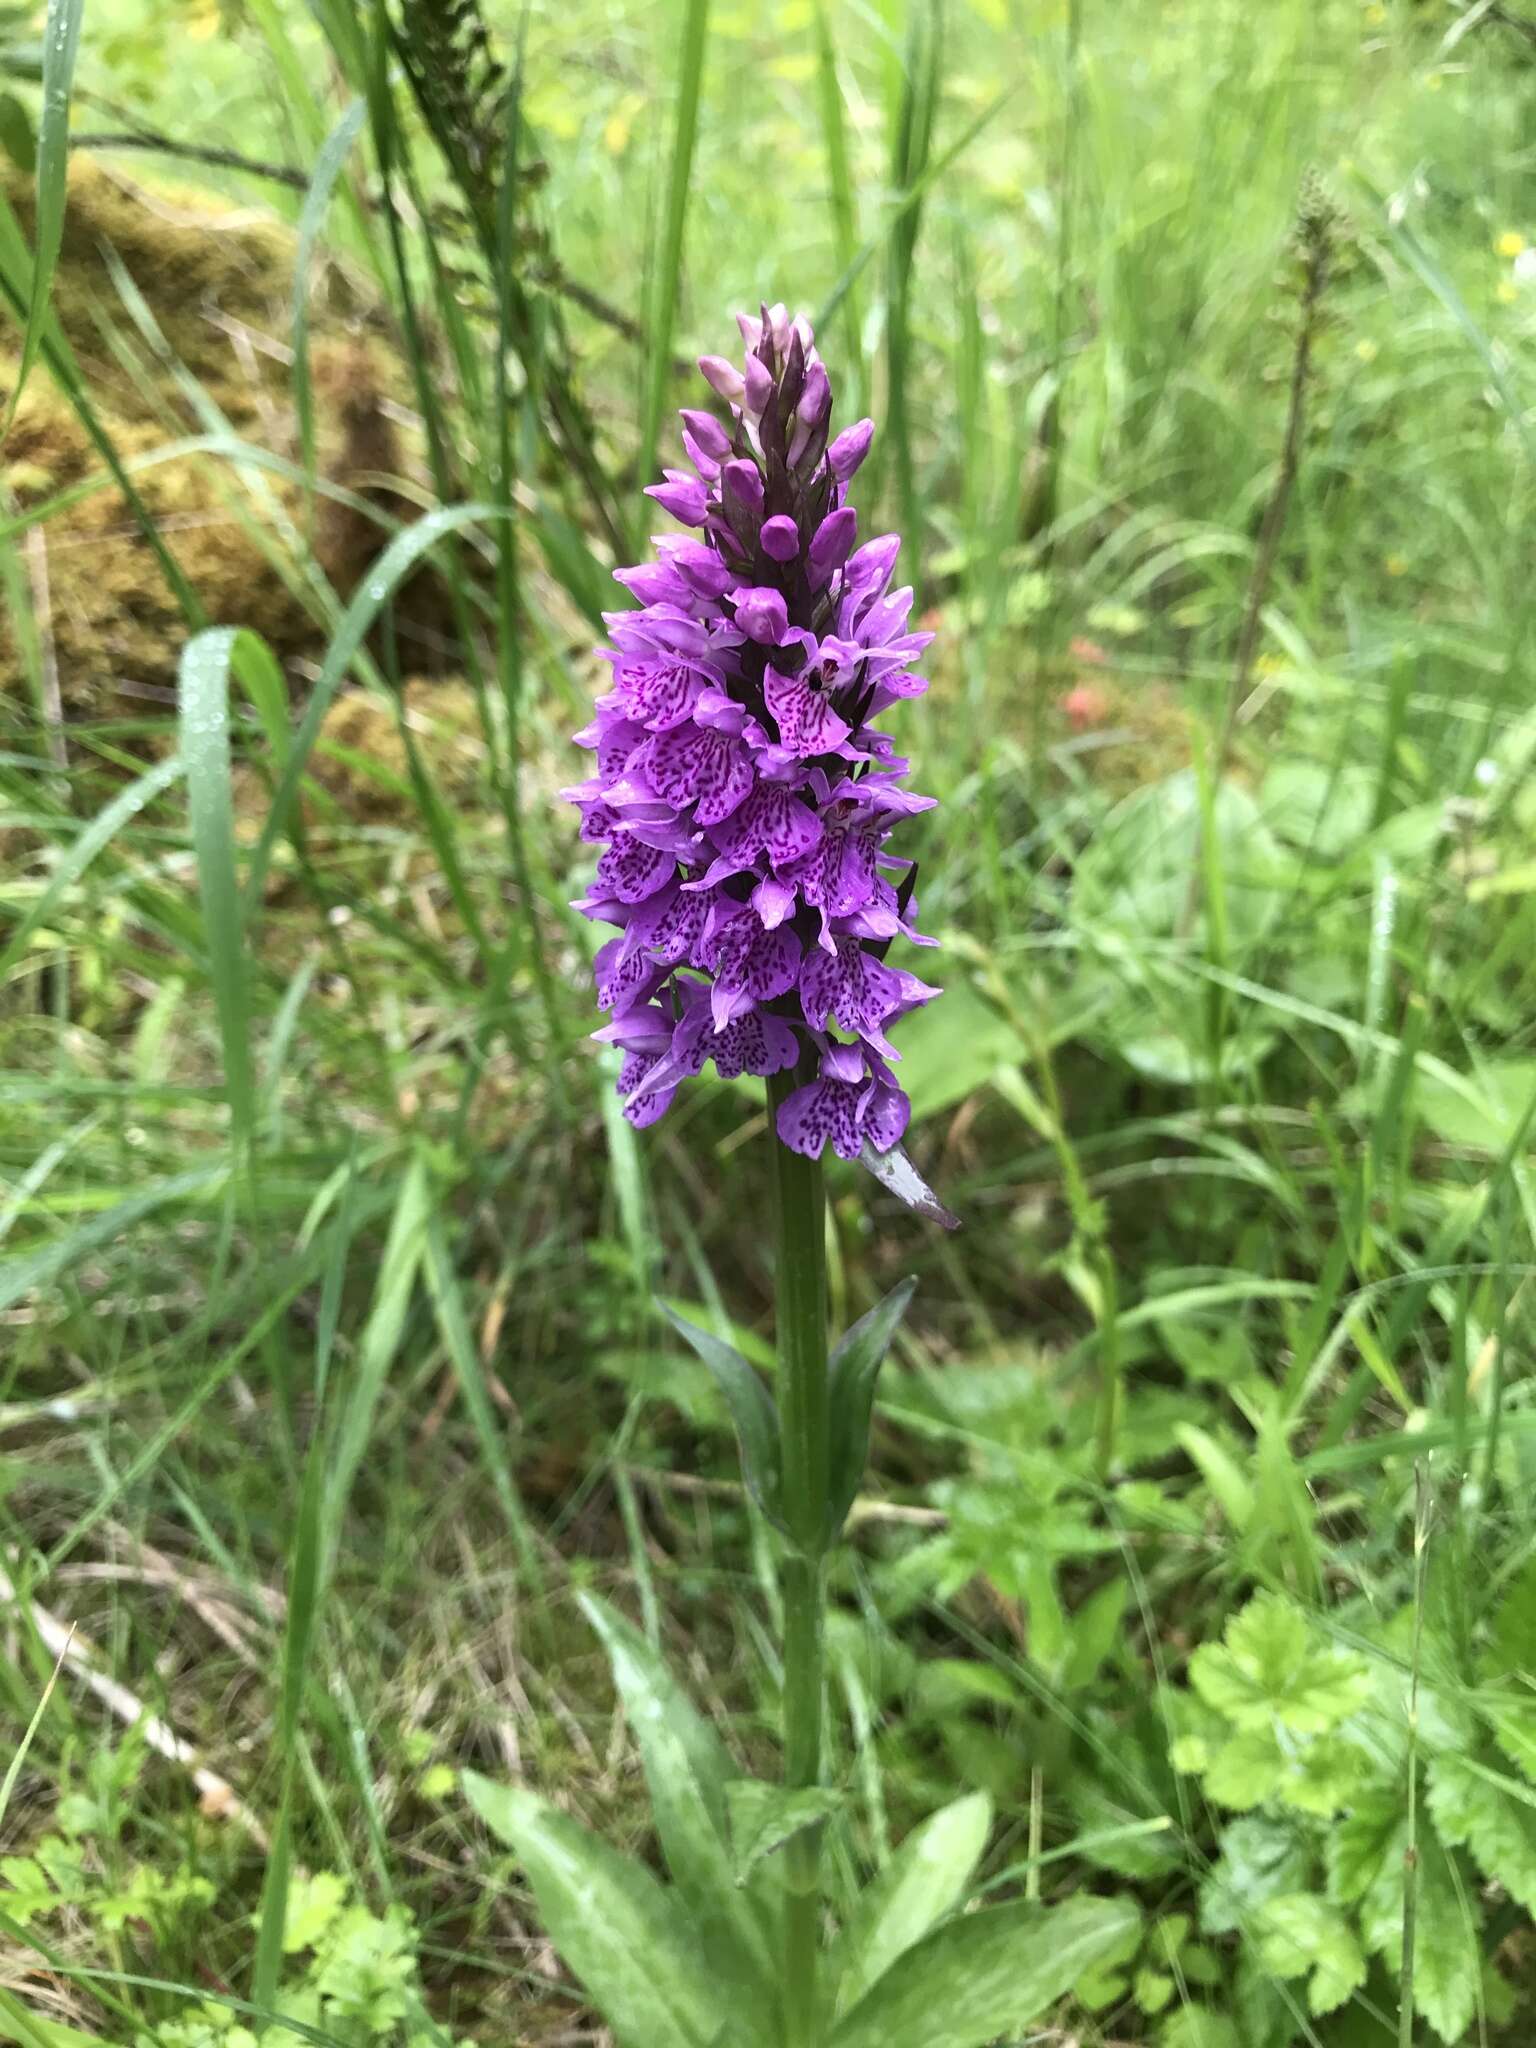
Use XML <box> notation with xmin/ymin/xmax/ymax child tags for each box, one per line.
<box><xmin>827</xmin><ymin>1894</ymin><xmax>1141</xmax><ymax>2048</ymax></box>
<box><xmin>659</xmin><ymin>1301</ymin><xmax>784</xmax><ymax>1527</ymax></box>
<box><xmin>464</xmin><ymin>1773</ymin><xmax>752</xmax><ymax>2048</ymax></box>
<box><xmin>578</xmin><ymin>1594</ymin><xmax>777</xmax><ymax>1987</ymax></box>
<box><xmin>0</xmin><ymin>94</ymin><xmax>36</xmax><ymax>176</ymax></box>
<box><xmin>244</xmin><ymin>502</ymin><xmax>502</xmax><ymax>911</ymax></box>
<box><xmin>3</xmin><ymin>0</ymin><xmax>82</xmax><ymax>431</ymax></box>
<box><xmin>180</xmin><ymin>628</ymin><xmax>264</xmax><ymax>1150</ymax></box>
<box><xmin>0</xmin><ymin>750</ymin><xmax>184</xmax><ymax>986</ymax></box>
<box><xmin>826</xmin><ymin>1792</ymin><xmax>992</xmax><ymax>2020</ymax></box>
<box><xmin>825</xmin><ymin>1278</ymin><xmax>916</xmax><ymax>1539</ymax></box>
<box><xmin>0</xmin><ymin>1986</ymin><xmax>115</xmax><ymax>2048</ymax></box>
<box><xmin>726</xmin><ymin>1779</ymin><xmax>845</xmax><ymax>1885</ymax></box>
<box><xmin>293</xmin><ymin>98</ymin><xmax>369</xmax><ymax>509</ymax></box>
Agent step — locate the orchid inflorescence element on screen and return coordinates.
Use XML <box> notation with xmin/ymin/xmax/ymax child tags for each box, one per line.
<box><xmin>565</xmin><ymin>302</ymin><xmax>940</xmax><ymax>1163</ymax></box>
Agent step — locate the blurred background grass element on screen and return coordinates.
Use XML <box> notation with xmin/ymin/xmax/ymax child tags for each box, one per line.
<box><xmin>3</xmin><ymin>1</ymin><xmax>1536</xmax><ymax>2043</ymax></box>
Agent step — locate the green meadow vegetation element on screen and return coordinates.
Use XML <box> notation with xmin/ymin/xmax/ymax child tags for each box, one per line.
<box><xmin>2</xmin><ymin>0</ymin><xmax>1536</xmax><ymax>2041</ymax></box>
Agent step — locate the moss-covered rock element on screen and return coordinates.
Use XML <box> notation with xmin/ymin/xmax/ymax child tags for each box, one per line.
<box><xmin>0</xmin><ymin>163</ymin><xmax>431</xmax><ymax>718</ymax></box>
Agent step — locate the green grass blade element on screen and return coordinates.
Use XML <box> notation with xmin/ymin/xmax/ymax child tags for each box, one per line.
<box><xmin>253</xmin><ymin>1203</ymin><xmax>347</xmax><ymax>2015</ymax></box>
<box><xmin>294</xmin><ymin>98</ymin><xmax>369</xmax><ymax>512</ymax></box>
<box><xmin>2</xmin><ymin>0</ymin><xmax>82</xmax><ymax>432</ymax></box>
<box><xmin>243</xmin><ymin>502</ymin><xmax>501</xmax><ymax>912</ymax></box>
<box><xmin>0</xmin><ymin>1987</ymin><xmax>113</xmax><ymax>2048</ymax></box>
<box><xmin>0</xmin><ymin>1641</ymin><xmax>68</xmax><ymax>1833</ymax></box>
<box><xmin>491</xmin><ymin>20</ymin><xmax>568</xmax><ymax>1076</ymax></box>
<box><xmin>816</xmin><ymin>81</ymin><xmax>1016</xmax><ymax>335</ymax></box>
<box><xmin>884</xmin><ymin>0</ymin><xmax>942</xmax><ymax>552</ymax></box>
<box><xmin>179</xmin><ymin>628</ymin><xmax>260</xmax><ymax>1151</ymax></box>
<box><xmin>637</xmin><ymin>0</ymin><xmax>710</xmax><ymax>510</ymax></box>
<box><xmin>422</xmin><ymin>1213</ymin><xmax>539</xmax><ymax>1577</ymax></box>
<box><xmin>0</xmin><ymin>752</ymin><xmax>183</xmax><ymax>984</ymax></box>
<box><xmin>811</xmin><ymin>0</ymin><xmax>863</xmax><ymax>404</ymax></box>
<box><xmin>326</xmin><ymin>1153</ymin><xmax>433</xmax><ymax>1559</ymax></box>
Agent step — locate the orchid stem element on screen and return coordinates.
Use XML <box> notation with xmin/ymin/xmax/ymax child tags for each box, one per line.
<box><xmin>768</xmin><ymin>1067</ymin><xmax>831</xmax><ymax>2048</ymax></box>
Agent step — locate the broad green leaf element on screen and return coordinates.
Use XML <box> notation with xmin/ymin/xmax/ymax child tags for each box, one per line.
<box><xmin>827</xmin><ymin>1894</ymin><xmax>1140</xmax><ymax>2048</ymax></box>
<box><xmin>1427</xmin><ymin>1750</ymin><xmax>1536</xmax><ymax>1915</ymax></box>
<box><xmin>1397</xmin><ymin>1820</ymin><xmax>1481</xmax><ymax>2046</ymax></box>
<box><xmin>1258</xmin><ymin>759</ymin><xmax>1375</xmax><ymax>862</ymax></box>
<box><xmin>463</xmin><ymin>1774</ymin><xmax>738</xmax><ymax>2048</ymax></box>
<box><xmin>1200</xmin><ymin>1814</ymin><xmax>1311</xmax><ymax>1935</ymax></box>
<box><xmin>725</xmin><ymin>1779</ymin><xmax>843</xmax><ymax>1883</ymax></box>
<box><xmin>828</xmin><ymin>1793</ymin><xmax>992</xmax><ymax>2019</ymax></box>
<box><xmin>1133</xmin><ymin>1966</ymin><xmax>1173</xmax><ymax>2013</ymax></box>
<box><xmin>1190</xmin><ymin>1593</ymin><xmax>1371</xmax><ymax>1734</ymax></box>
<box><xmin>282</xmin><ymin>1869</ymin><xmax>347</xmax><ymax>1952</ymax></box>
<box><xmin>1415</xmin><ymin>1057</ymin><xmax>1536</xmax><ymax>1155</ymax></box>
<box><xmin>1159</xmin><ymin>2011</ymin><xmax>1241</xmax><ymax>2048</ymax></box>
<box><xmin>1347</xmin><ymin>1808</ymin><xmax>1478</xmax><ymax>2046</ymax></box>
<box><xmin>659</xmin><ymin>1302</ymin><xmax>783</xmax><ymax>1525</ymax></box>
<box><xmin>1204</xmin><ymin>1724</ymin><xmax>1358</xmax><ymax>1816</ymax></box>
<box><xmin>579</xmin><ymin>1595</ymin><xmax>775</xmax><ymax>1983</ymax></box>
<box><xmin>1147</xmin><ymin>1911</ymin><xmax>1191</xmax><ymax>1964</ymax></box>
<box><xmin>1482</xmin><ymin>1556</ymin><xmax>1536</xmax><ymax>1781</ymax></box>
<box><xmin>825</xmin><ymin>1279</ymin><xmax>915</xmax><ymax>1537</ymax></box>
<box><xmin>1254</xmin><ymin>1892</ymin><xmax>1365</xmax><ymax>2015</ymax></box>
<box><xmin>1071</xmin><ymin>771</ymin><xmax>1285</xmax><ymax>951</ymax></box>
<box><xmin>1326</xmin><ymin>1782</ymin><xmax>1404</xmax><ymax>1907</ymax></box>
<box><xmin>895</xmin><ymin>982</ymin><xmax>1024</xmax><ymax>1123</ymax></box>
<box><xmin>0</xmin><ymin>1857</ymin><xmax>56</xmax><ymax>1923</ymax></box>
<box><xmin>1203</xmin><ymin>1728</ymin><xmax>1285</xmax><ymax>1810</ymax></box>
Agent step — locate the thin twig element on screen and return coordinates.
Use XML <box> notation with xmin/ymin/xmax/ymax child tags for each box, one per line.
<box><xmin>72</xmin><ymin>131</ymin><xmax>309</xmax><ymax>189</ymax></box>
<box><xmin>23</xmin><ymin>529</ymin><xmax>66</xmax><ymax>774</ymax></box>
<box><xmin>631</xmin><ymin>1463</ymin><xmax>947</xmax><ymax>1527</ymax></box>
<box><xmin>68</xmin><ymin>132</ymin><xmax>648</xmax><ymax>347</ymax></box>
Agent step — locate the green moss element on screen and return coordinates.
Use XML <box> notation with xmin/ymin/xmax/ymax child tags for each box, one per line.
<box><xmin>0</xmin><ymin>165</ymin><xmax>420</xmax><ymax>716</ymax></box>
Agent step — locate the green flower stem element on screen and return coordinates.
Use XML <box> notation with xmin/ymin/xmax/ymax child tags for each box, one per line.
<box><xmin>768</xmin><ymin>1068</ymin><xmax>831</xmax><ymax>2048</ymax></box>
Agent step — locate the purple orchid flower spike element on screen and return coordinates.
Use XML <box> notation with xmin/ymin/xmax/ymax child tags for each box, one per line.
<box><xmin>564</xmin><ymin>305</ymin><xmax>956</xmax><ymax>1226</ymax></box>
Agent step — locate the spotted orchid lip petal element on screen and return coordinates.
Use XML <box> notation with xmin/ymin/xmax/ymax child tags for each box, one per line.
<box><xmin>561</xmin><ymin>303</ymin><xmax>946</xmax><ymax>1207</ymax></box>
<box><xmin>764</xmin><ymin>665</ymin><xmax>853</xmax><ymax>760</ymax></box>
